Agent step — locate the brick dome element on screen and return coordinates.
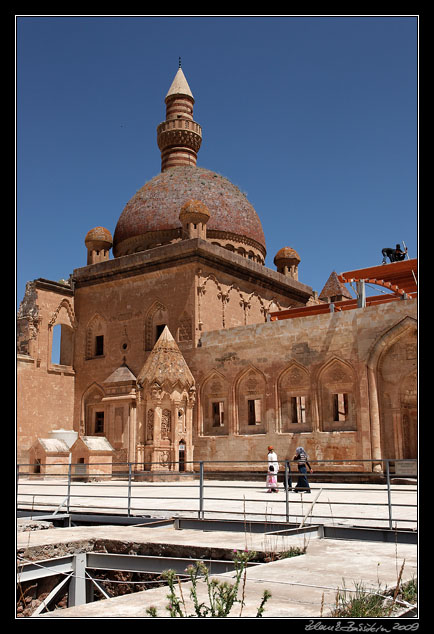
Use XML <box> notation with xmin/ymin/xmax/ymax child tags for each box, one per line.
<box><xmin>113</xmin><ymin>166</ymin><xmax>266</xmax><ymax>260</ymax></box>
<box><xmin>179</xmin><ymin>199</ymin><xmax>211</xmax><ymax>224</ymax></box>
<box><xmin>274</xmin><ymin>247</ymin><xmax>300</xmax><ymax>265</ymax></box>
<box><xmin>85</xmin><ymin>226</ymin><xmax>113</xmax><ymax>249</ymax></box>
<box><xmin>274</xmin><ymin>246</ymin><xmax>301</xmax><ymax>280</ymax></box>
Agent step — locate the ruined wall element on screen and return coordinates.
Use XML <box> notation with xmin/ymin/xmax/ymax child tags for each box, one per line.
<box><xmin>17</xmin><ymin>281</ymin><xmax>76</xmax><ymax>463</ymax></box>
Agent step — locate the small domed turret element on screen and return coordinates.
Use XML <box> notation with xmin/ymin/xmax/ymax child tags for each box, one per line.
<box><xmin>274</xmin><ymin>247</ymin><xmax>301</xmax><ymax>280</ymax></box>
<box><xmin>85</xmin><ymin>227</ymin><xmax>113</xmax><ymax>265</ymax></box>
<box><xmin>179</xmin><ymin>199</ymin><xmax>210</xmax><ymax>240</ymax></box>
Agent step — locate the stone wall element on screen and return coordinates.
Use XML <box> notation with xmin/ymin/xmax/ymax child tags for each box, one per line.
<box><xmin>184</xmin><ymin>298</ymin><xmax>417</xmax><ymax>470</ymax></box>
<box><xmin>17</xmin><ymin>250</ymin><xmax>417</xmax><ymax>472</ymax></box>
<box><xmin>70</xmin><ymin>241</ymin><xmax>313</xmax><ymax>447</ymax></box>
<box><xmin>17</xmin><ymin>281</ymin><xmax>76</xmax><ymax>464</ymax></box>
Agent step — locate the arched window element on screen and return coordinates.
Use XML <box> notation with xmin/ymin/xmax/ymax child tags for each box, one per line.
<box><xmin>82</xmin><ymin>384</ymin><xmax>106</xmax><ymax>436</ymax></box>
<box><xmin>49</xmin><ymin>300</ymin><xmax>75</xmax><ymax>367</ymax></box>
<box><xmin>318</xmin><ymin>359</ymin><xmax>356</xmax><ymax>431</ymax></box>
<box><xmin>236</xmin><ymin>367</ymin><xmax>266</xmax><ymax>435</ymax></box>
<box><xmin>278</xmin><ymin>363</ymin><xmax>311</xmax><ymax>433</ymax></box>
<box><xmin>200</xmin><ymin>371</ymin><xmax>229</xmax><ymax>436</ymax></box>
<box><xmin>86</xmin><ymin>314</ymin><xmax>107</xmax><ymax>359</ymax></box>
<box><xmin>51</xmin><ymin>323</ymin><xmax>62</xmax><ymax>365</ymax></box>
<box><xmin>145</xmin><ymin>301</ymin><xmax>169</xmax><ymax>350</ymax></box>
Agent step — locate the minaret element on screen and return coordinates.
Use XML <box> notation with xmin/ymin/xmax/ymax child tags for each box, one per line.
<box><xmin>157</xmin><ymin>61</ymin><xmax>202</xmax><ymax>171</ymax></box>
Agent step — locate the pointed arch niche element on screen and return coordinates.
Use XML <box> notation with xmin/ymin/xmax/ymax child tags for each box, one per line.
<box><xmin>371</xmin><ymin>317</ymin><xmax>417</xmax><ymax>460</ymax></box>
<box><xmin>318</xmin><ymin>358</ymin><xmax>357</xmax><ymax>432</ymax></box>
<box><xmin>48</xmin><ymin>299</ymin><xmax>76</xmax><ymax>369</ymax></box>
<box><xmin>278</xmin><ymin>363</ymin><xmax>312</xmax><ymax>433</ymax></box>
<box><xmin>86</xmin><ymin>313</ymin><xmax>107</xmax><ymax>360</ymax></box>
<box><xmin>177</xmin><ymin>310</ymin><xmax>193</xmax><ymax>343</ymax></box>
<box><xmin>235</xmin><ymin>366</ymin><xmax>267</xmax><ymax>435</ymax></box>
<box><xmin>145</xmin><ymin>301</ymin><xmax>169</xmax><ymax>350</ymax></box>
<box><xmin>81</xmin><ymin>383</ymin><xmax>106</xmax><ymax>437</ymax></box>
<box><xmin>200</xmin><ymin>371</ymin><xmax>230</xmax><ymax>436</ymax></box>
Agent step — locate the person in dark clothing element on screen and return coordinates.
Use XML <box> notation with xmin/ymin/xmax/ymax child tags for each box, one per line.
<box><xmin>293</xmin><ymin>446</ymin><xmax>313</xmax><ymax>493</ymax></box>
<box><xmin>382</xmin><ymin>244</ymin><xmax>407</xmax><ymax>264</ymax></box>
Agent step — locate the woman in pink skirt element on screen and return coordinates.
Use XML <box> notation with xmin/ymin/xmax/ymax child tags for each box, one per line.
<box><xmin>266</xmin><ymin>446</ymin><xmax>279</xmax><ymax>492</ymax></box>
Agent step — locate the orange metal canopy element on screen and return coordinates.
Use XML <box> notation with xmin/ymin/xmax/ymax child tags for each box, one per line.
<box><xmin>338</xmin><ymin>258</ymin><xmax>417</xmax><ymax>296</ymax></box>
<box><xmin>269</xmin><ymin>258</ymin><xmax>417</xmax><ymax>322</ymax></box>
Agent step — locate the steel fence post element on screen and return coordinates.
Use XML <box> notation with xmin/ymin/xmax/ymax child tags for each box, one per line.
<box><xmin>67</xmin><ymin>457</ymin><xmax>72</xmax><ymax>515</ymax></box>
<box><xmin>199</xmin><ymin>461</ymin><xmax>204</xmax><ymax>519</ymax></box>
<box><xmin>285</xmin><ymin>460</ymin><xmax>290</xmax><ymax>523</ymax></box>
<box><xmin>385</xmin><ymin>459</ymin><xmax>393</xmax><ymax>529</ymax></box>
<box><xmin>127</xmin><ymin>463</ymin><xmax>132</xmax><ymax>517</ymax></box>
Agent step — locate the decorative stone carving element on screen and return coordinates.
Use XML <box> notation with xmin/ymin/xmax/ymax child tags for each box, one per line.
<box><xmin>161</xmin><ymin>409</ymin><xmax>171</xmax><ymax>439</ymax></box>
<box><xmin>147</xmin><ymin>409</ymin><xmax>154</xmax><ymax>441</ymax></box>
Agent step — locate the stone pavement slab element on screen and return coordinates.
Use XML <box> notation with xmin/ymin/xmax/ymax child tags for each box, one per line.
<box><xmin>18</xmin><ymin>524</ymin><xmax>417</xmax><ymax>619</ymax></box>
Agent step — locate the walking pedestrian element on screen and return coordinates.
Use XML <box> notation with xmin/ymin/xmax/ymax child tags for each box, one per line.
<box><xmin>293</xmin><ymin>446</ymin><xmax>313</xmax><ymax>493</ymax></box>
<box><xmin>266</xmin><ymin>446</ymin><xmax>279</xmax><ymax>493</ymax></box>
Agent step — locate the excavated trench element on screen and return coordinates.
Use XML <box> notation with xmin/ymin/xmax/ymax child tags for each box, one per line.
<box><xmin>17</xmin><ymin>519</ymin><xmax>305</xmax><ymax>617</ymax></box>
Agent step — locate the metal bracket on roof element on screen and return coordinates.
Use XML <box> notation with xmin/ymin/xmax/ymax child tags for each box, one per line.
<box><xmin>356</xmin><ymin>280</ymin><xmax>366</xmax><ymax>308</ymax></box>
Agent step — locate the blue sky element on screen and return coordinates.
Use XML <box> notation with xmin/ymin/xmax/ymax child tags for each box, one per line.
<box><xmin>16</xmin><ymin>15</ymin><xmax>418</xmax><ymax>311</ymax></box>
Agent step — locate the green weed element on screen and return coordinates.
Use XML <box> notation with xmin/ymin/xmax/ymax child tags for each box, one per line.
<box><xmin>146</xmin><ymin>550</ymin><xmax>271</xmax><ymax>618</ymax></box>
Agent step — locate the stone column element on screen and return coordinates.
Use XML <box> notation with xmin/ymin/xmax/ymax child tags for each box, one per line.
<box><xmin>392</xmin><ymin>408</ymin><xmax>403</xmax><ymax>460</ymax></box>
<box><xmin>367</xmin><ymin>366</ymin><xmax>383</xmax><ymax>472</ymax></box>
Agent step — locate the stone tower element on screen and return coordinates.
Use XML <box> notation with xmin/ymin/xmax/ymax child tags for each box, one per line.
<box><xmin>85</xmin><ymin>226</ymin><xmax>113</xmax><ymax>265</ymax></box>
<box><xmin>156</xmin><ymin>64</ymin><xmax>202</xmax><ymax>171</ymax></box>
<box><xmin>274</xmin><ymin>247</ymin><xmax>301</xmax><ymax>281</ymax></box>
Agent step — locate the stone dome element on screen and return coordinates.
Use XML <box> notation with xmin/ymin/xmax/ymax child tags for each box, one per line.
<box><xmin>179</xmin><ymin>199</ymin><xmax>211</xmax><ymax>225</ymax></box>
<box><xmin>113</xmin><ymin>166</ymin><xmax>266</xmax><ymax>261</ymax></box>
<box><xmin>274</xmin><ymin>246</ymin><xmax>301</xmax><ymax>280</ymax></box>
<box><xmin>85</xmin><ymin>226</ymin><xmax>113</xmax><ymax>250</ymax></box>
<box><xmin>274</xmin><ymin>247</ymin><xmax>301</xmax><ymax>265</ymax></box>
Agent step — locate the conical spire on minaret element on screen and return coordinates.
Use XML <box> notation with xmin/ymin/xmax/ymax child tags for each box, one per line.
<box><xmin>157</xmin><ymin>64</ymin><xmax>202</xmax><ymax>171</ymax></box>
<box><xmin>165</xmin><ymin>66</ymin><xmax>194</xmax><ymax>100</ymax></box>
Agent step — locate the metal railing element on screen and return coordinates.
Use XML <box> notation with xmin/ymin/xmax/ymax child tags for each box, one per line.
<box><xmin>16</xmin><ymin>459</ymin><xmax>417</xmax><ymax>531</ymax></box>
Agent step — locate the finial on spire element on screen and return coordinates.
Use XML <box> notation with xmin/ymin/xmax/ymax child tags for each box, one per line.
<box><xmin>179</xmin><ymin>56</ymin><xmax>182</xmax><ymax>68</ymax></box>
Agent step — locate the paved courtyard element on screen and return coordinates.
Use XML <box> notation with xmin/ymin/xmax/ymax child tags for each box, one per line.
<box><xmin>17</xmin><ymin>477</ymin><xmax>417</xmax><ymax>529</ymax></box>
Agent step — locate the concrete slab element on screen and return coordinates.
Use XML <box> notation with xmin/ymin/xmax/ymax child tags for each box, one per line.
<box><xmin>17</xmin><ymin>523</ymin><xmax>316</xmax><ymax>565</ymax></box>
<box><xmin>18</xmin><ymin>524</ymin><xmax>417</xmax><ymax>619</ymax></box>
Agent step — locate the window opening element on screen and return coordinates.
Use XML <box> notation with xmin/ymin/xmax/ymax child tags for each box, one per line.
<box><xmin>212</xmin><ymin>402</ymin><xmax>224</xmax><ymax>426</ymax></box>
<box><xmin>291</xmin><ymin>396</ymin><xmax>306</xmax><ymax>423</ymax></box>
<box><xmin>95</xmin><ymin>411</ymin><xmax>104</xmax><ymax>434</ymax></box>
<box><xmin>179</xmin><ymin>440</ymin><xmax>185</xmax><ymax>472</ymax></box>
<box><xmin>95</xmin><ymin>335</ymin><xmax>104</xmax><ymax>356</ymax></box>
<box><xmin>156</xmin><ymin>324</ymin><xmax>166</xmax><ymax>341</ymax></box>
<box><xmin>51</xmin><ymin>324</ymin><xmax>61</xmax><ymax>364</ymax></box>
<box><xmin>333</xmin><ymin>393</ymin><xmax>348</xmax><ymax>421</ymax></box>
<box><xmin>248</xmin><ymin>399</ymin><xmax>262</xmax><ymax>425</ymax></box>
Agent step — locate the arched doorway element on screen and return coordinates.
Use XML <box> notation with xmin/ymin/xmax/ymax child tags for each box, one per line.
<box><xmin>375</xmin><ymin>319</ymin><xmax>417</xmax><ymax>460</ymax></box>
